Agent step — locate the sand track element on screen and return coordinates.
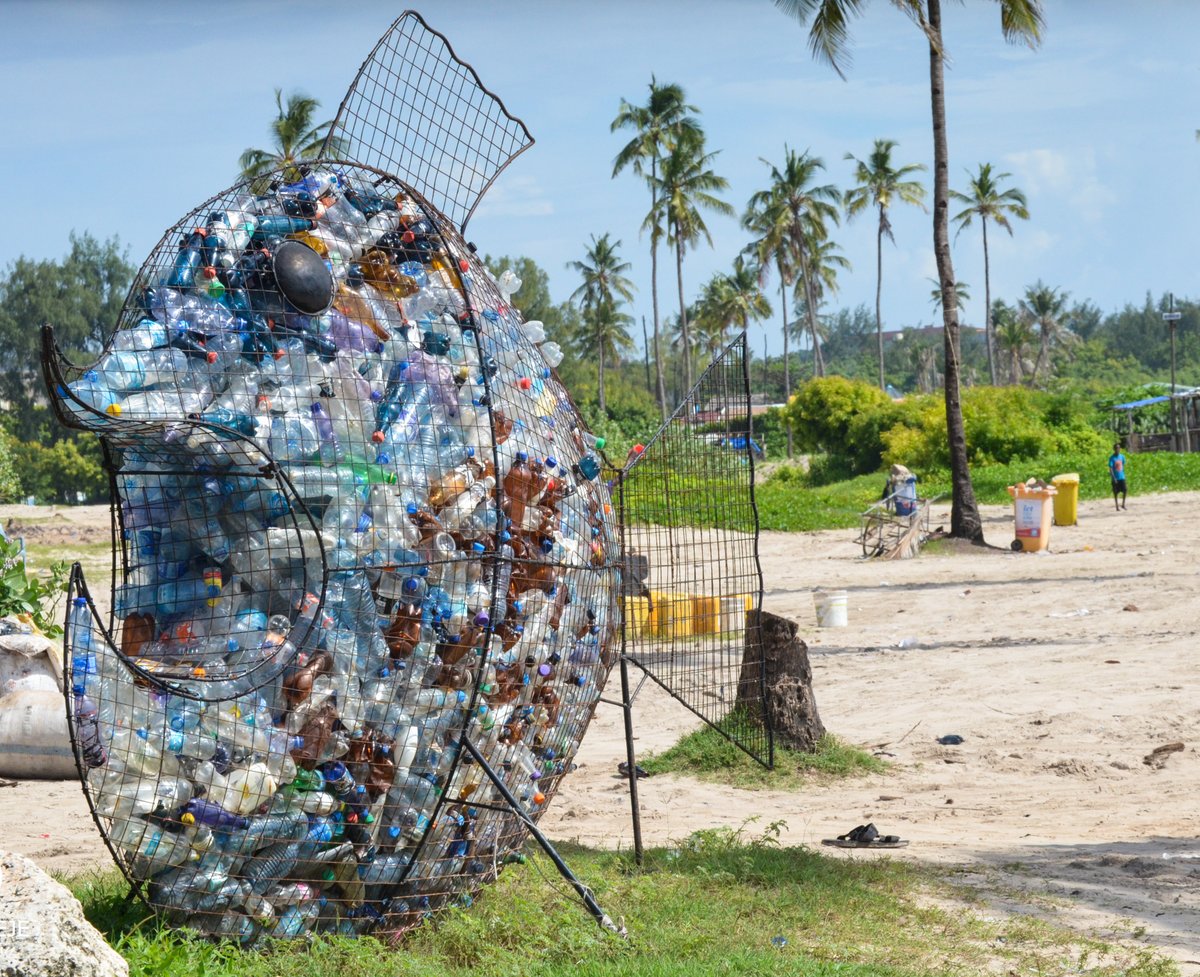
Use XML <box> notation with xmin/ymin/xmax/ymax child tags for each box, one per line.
<box><xmin>2</xmin><ymin>493</ymin><xmax>1197</xmax><ymax>970</ymax></box>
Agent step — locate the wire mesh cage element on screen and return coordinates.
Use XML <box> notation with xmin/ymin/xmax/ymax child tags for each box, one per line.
<box><xmin>40</xmin><ymin>9</ymin><xmax>766</xmax><ymax>945</ymax></box>
<box><xmin>45</xmin><ymin>159</ymin><xmax>622</xmax><ymax>941</ymax></box>
<box><xmin>617</xmin><ymin>336</ymin><xmax>770</xmax><ymax>768</ymax></box>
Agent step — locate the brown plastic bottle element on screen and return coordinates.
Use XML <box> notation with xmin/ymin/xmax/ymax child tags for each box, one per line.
<box><xmin>385</xmin><ymin>603</ymin><xmax>422</xmax><ymax>660</ymax></box>
<box><xmin>503</xmin><ymin>451</ymin><xmax>536</xmax><ymax>528</ymax></box>
<box><xmin>283</xmin><ymin>649</ymin><xmax>334</xmax><ymax>708</ymax></box>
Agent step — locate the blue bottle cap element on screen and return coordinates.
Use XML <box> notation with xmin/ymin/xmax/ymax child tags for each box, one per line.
<box><xmin>545</xmin><ymin>456</ymin><xmax>557</xmax><ymax>469</ymax></box>
<box><xmin>471</xmin><ymin>542</ymin><xmax>485</xmax><ymax>553</ymax></box>
<box><xmin>515</xmin><ymin>451</ymin><xmax>528</xmax><ymax>462</ymax></box>
<box><xmin>406</xmin><ymin>503</ymin><xmax>418</xmax><ymax>515</ymax></box>
<box><xmin>72</xmin><ymin>596</ymin><xmax>88</xmax><ymax>607</ymax></box>
<box><xmin>455</xmin><ymin>690</ymin><xmax>467</xmax><ymax>704</ymax></box>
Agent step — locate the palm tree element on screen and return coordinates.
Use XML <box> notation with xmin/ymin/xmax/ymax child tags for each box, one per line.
<box><xmin>612</xmin><ymin>79</ymin><xmax>702</xmax><ymax>422</ymax></box>
<box><xmin>651</xmin><ymin>130</ymin><xmax>735</xmax><ymax>395</ymax></box>
<box><xmin>238</xmin><ymin>89</ymin><xmax>346</xmax><ymax>187</ymax></box>
<box><xmin>745</xmin><ymin>148</ymin><xmax>841</xmax><ymax>380</ymax></box>
<box><xmin>929</xmin><ymin>278</ymin><xmax>970</xmax><ymax>311</ymax></box>
<box><xmin>992</xmin><ymin>300</ymin><xmax>1033</xmax><ymax>384</ymax></box>
<box><xmin>844</xmin><ymin>139</ymin><xmax>927</xmax><ymax>390</ymax></box>
<box><xmin>567</xmin><ymin>233</ymin><xmax>636</xmax><ymax>414</ymax></box>
<box><xmin>692</xmin><ymin>278</ymin><xmax>737</xmax><ymax>367</ymax></box>
<box><xmin>1018</xmin><ymin>281</ymin><xmax>1072</xmax><ymax>385</ymax></box>
<box><xmin>950</xmin><ymin>164</ymin><xmax>1030</xmax><ymax>384</ymax></box>
<box><xmin>743</xmin><ymin>202</ymin><xmax>799</xmax><ymax>454</ymax></box>
<box><xmin>775</xmin><ymin>0</ymin><xmax>1044</xmax><ymax>543</ymax></box>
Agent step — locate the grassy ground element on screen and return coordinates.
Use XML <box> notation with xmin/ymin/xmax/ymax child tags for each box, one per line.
<box><xmin>640</xmin><ymin>723</ymin><xmax>886</xmax><ymax>790</ymax></box>
<box><xmin>68</xmin><ymin>827</ymin><xmax>1176</xmax><ymax>977</ymax></box>
<box><xmin>755</xmin><ymin>450</ymin><xmax>1200</xmax><ymax>532</ymax></box>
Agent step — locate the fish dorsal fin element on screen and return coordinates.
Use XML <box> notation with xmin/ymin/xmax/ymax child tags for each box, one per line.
<box><xmin>616</xmin><ymin>333</ymin><xmax>771</xmax><ymax>768</ymax></box>
<box><xmin>323</xmin><ymin>10</ymin><xmax>534</xmax><ymax>235</ymax></box>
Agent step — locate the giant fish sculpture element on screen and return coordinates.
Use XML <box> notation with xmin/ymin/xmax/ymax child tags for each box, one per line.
<box><xmin>45</xmin><ymin>11</ymin><xmax>622</xmax><ymax>942</ymax></box>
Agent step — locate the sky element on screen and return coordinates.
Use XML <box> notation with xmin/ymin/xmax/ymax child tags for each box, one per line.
<box><xmin>2</xmin><ymin>0</ymin><xmax>1198</xmax><ymax>357</ymax></box>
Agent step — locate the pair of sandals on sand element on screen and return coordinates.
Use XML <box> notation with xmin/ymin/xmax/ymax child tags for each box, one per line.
<box><xmin>822</xmin><ymin>822</ymin><xmax>908</xmax><ymax>849</ymax></box>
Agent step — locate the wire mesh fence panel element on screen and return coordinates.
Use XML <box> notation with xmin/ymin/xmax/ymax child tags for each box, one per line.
<box><xmin>46</xmin><ymin>155</ymin><xmax>621</xmax><ymax>942</ymax></box>
<box><xmin>617</xmin><ymin>334</ymin><xmax>770</xmax><ymax>768</ymax></box>
<box><xmin>323</xmin><ymin>10</ymin><xmax>535</xmax><ymax>235</ymax></box>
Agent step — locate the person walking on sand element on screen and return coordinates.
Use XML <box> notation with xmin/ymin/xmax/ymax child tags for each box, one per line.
<box><xmin>1108</xmin><ymin>442</ymin><xmax>1128</xmax><ymax>510</ymax></box>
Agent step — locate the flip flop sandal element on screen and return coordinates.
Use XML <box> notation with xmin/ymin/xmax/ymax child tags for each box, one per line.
<box><xmin>822</xmin><ymin>823</ymin><xmax>909</xmax><ymax>849</ymax></box>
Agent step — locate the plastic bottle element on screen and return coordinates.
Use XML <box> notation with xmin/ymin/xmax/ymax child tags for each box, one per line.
<box><xmin>167</xmin><ymin>228</ymin><xmax>208</xmax><ymax>289</ymax></box>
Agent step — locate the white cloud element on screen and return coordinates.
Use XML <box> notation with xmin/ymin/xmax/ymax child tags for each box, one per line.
<box><xmin>471</xmin><ymin>174</ymin><xmax>554</xmax><ymax>221</ymax></box>
<box><xmin>1004</xmin><ymin>147</ymin><xmax>1115</xmax><ymax>225</ymax></box>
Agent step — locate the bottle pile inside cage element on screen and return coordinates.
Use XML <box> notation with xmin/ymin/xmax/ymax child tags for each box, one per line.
<box><xmin>58</xmin><ymin>165</ymin><xmax>622</xmax><ymax>942</ymax></box>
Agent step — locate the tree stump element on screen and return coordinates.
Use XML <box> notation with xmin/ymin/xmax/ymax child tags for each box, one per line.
<box><xmin>736</xmin><ymin>609</ymin><xmax>825</xmax><ymax>753</ymax></box>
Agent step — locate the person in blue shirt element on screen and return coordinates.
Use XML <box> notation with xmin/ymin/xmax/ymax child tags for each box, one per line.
<box><xmin>1108</xmin><ymin>442</ymin><xmax>1127</xmax><ymax>510</ymax></box>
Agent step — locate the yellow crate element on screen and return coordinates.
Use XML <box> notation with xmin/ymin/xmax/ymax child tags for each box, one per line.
<box><xmin>622</xmin><ymin>596</ymin><xmax>650</xmax><ymax>638</ymax></box>
<box><xmin>690</xmin><ymin>595</ymin><xmax>720</xmax><ymax>635</ymax></box>
<box><xmin>718</xmin><ymin>597</ymin><xmax>748</xmax><ymax>637</ymax></box>
<box><xmin>648</xmin><ymin>591</ymin><xmax>693</xmax><ymax>639</ymax></box>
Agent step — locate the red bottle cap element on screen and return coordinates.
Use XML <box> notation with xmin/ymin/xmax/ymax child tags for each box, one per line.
<box><xmin>518</xmin><ymin>377</ymin><xmax>532</xmax><ymax>390</ymax></box>
<box><xmin>372</xmin><ymin>431</ymin><xmax>385</xmax><ymax>443</ymax></box>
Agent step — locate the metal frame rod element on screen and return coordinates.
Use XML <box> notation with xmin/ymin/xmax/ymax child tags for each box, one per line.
<box><xmin>459</xmin><ymin>736</ymin><xmax>626</xmax><ymax>937</ymax></box>
<box><xmin>618</xmin><ymin>654</ymin><xmax>644</xmax><ymax>867</ymax></box>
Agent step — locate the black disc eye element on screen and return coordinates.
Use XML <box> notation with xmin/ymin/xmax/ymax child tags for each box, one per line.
<box><xmin>272</xmin><ymin>239</ymin><xmax>334</xmax><ymax>315</ymax></box>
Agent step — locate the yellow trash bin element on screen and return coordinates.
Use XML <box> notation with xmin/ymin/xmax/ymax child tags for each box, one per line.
<box><xmin>1050</xmin><ymin>473</ymin><xmax>1080</xmax><ymax>526</ymax></box>
<box><xmin>1006</xmin><ymin>483</ymin><xmax>1057</xmax><ymax>552</ymax></box>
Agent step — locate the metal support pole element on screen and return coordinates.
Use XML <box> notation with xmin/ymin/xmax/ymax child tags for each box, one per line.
<box><xmin>619</xmin><ymin>654</ymin><xmax>644</xmax><ymax>867</ymax></box>
<box><xmin>1165</xmin><ymin>294</ymin><xmax>1181</xmax><ymax>451</ymax></box>
<box><xmin>459</xmin><ymin>736</ymin><xmax>626</xmax><ymax>937</ymax></box>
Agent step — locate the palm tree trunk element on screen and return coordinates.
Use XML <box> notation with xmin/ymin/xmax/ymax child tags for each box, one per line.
<box><xmin>1033</xmin><ymin>323</ymin><xmax>1049</xmax><ymax>385</ymax></box>
<box><xmin>875</xmin><ymin>208</ymin><xmax>885</xmax><ymax>391</ymax></box>
<box><xmin>781</xmin><ymin>276</ymin><xmax>793</xmax><ymax>459</ymax></box>
<box><xmin>649</xmin><ymin>178</ymin><xmax>668</xmax><ymax>424</ymax></box>
<box><xmin>641</xmin><ymin>315</ymin><xmax>652</xmax><ymax>391</ymax></box>
<box><xmin>797</xmin><ymin>246</ymin><xmax>824</xmax><ymax>378</ymax></box>
<box><xmin>598</xmin><ymin>340</ymin><xmax>607</xmax><ymax>415</ymax></box>
<box><xmin>982</xmin><ymin>217</ymin><xmax>996</xmax><ymax>384</ymax></box>
<box><xmin>675</xmin><ymin>237</ymin><xmax>693</xmax><ymax>394</ymax></box>
<box><xmin>927</xmin><ymin>0</ymin><xmax>983</xmax><ymax>543</ymax></box>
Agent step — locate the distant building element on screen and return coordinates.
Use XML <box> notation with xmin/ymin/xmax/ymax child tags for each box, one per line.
<box><xmin>881</xmin><ymin>325</ymin><xmax>985</xmax><ymax>345</ymax></box>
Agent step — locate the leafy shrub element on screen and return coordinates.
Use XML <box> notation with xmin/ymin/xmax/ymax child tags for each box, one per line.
<box><xmin>9</xmin><ymin>436</ymin><xmax>106</xmax><ymax>504</ymax></box>
<box><xmin>784</xmin><ymin>377</ymin><xmax>894</xmax><ymax>474</ymax></box>
<box><xmin>0</xmin><ymin>535</ymin><xmax>69</xmax><ymax>636</ymax></box>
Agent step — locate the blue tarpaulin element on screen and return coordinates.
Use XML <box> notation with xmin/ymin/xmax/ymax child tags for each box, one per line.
<box><xmin>1111</xmin><ymin>395</ymin><xmax>1170</xmax><ymax>411</ymax></box>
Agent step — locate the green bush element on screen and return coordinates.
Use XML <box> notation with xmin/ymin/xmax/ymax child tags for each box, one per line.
<box><xmin>9</xmin><ymin>436</ymin><xmax>106</xmax><ymax>504</ymax></box>
<box><xmin>784</xmin><ymin>377</ymin><xmax>895</xmax><ymax>474</ymax></box>
<box><xmin>0</xmin><ymin>435</ymin><xmax>21</xmax><ymax>503</ymax></box>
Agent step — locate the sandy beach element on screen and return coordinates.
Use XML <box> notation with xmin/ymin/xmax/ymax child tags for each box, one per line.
<box><xmin>2</xmin><ymin>492</ymin><xmax>1197</xmax><ymax>971</ymax></box>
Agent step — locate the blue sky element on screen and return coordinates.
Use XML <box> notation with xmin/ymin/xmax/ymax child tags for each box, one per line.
<box><xmin>2</xmin><ymin>1</ymin><xmax>1197</xmax><ymax>356</ymax></box>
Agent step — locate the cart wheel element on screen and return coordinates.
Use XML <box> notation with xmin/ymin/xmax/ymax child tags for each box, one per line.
<box><xmin>862</xmin><ymin>516</ymin><xmax>886</xmax><ymax>557</ymax></box>
<box><xmin>1010</xmin><ymin>538</ymin><xmax>1023</xmax><ymax>552</ymax></box>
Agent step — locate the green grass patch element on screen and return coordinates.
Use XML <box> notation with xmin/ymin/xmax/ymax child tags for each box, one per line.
<box><xmin>752</xmin><ymin>449</ymin><xmax>1200</xmax><ymax>532</ymax></box>
<box><xmin>640</xmin><ymin>723</ymin><xmax>885</xmax><ymax>789</ymax></box>
<box><xmin>755</xmin><ymin>471</ymin><xmax>882</xmax><ymax>532</ymax></box>
<box><xmin>69</xmin><ymin>827</ymin><xmax>1175</xmax><ymax>977</ymax></box>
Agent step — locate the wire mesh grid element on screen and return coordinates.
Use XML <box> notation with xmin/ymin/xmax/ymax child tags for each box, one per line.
<box><xmin>324</xmin><ymin>10</ymin><xmax>535</xmax><ymax>235</ymax></box>
<box><xmin>617</xmin><ymin>334</ymin><xmax>770</xmax><ymax>768</ymax></box>
<box><xmin>45</xmin><ymin>160</ymin><xmax>621</xmax><ymax>942</ymax></box>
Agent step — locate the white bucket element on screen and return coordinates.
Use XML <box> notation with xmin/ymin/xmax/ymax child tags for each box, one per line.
<box><xmin>813</xmin><ymin>590</ymin><xmax>849</xmax><ymax>628</ymax></box>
